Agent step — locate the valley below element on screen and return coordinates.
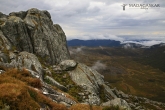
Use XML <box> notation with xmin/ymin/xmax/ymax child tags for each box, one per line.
<box><xmin>69</xmin><ymin>45</ymin><xmax>165</xmax><ymax>103</ymax></box>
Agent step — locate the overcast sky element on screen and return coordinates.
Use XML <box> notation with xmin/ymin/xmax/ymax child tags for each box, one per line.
<box><xmin>0</xmin><ymin>0</ymin><xmax>165</xmax><ymax>45</ymax></box>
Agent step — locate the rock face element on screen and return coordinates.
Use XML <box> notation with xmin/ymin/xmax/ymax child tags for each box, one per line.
<box><xmin>45</xmin><ymin>75</ymin><xmax>67</xmax><ymax>91</ymax></box>
<box><xmin>0</xmin><ymin>8</ymin><xmax>70</xmax><ymax>65</ymax></box>
<box><xmin>1</xmin><ymin>15</ymin><xmax>33</xmax><ymax>52</ymax></box>
<box><xmin>9</xmin><ymin>51</ymin><xmax>43</xmax><ymax>79</ymax></box>
<box><xmin>69</xmin><ymin>63</ymin><xmax>117</xmax><ymax>105</ymax></box>
<box><xmin>0</xmin><ymin>30</ymin><xmax>11</xmax><ymax>54</ymax></box>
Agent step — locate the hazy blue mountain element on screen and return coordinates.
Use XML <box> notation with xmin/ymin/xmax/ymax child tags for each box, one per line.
<box><xmin>67</xmin><ymin>39</ymin><xmax>121</xmax><ymax>47</ymax></box>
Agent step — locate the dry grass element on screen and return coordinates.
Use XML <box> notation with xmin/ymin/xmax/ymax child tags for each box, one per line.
<box><xmin>3</xmin><ymin>68</ymin><xmax>42</xmax><ymax>88</ymax></box>
<box><xmin>0</xmin><ymin>68</ymin><xmax>68</xmax><ymax>110</ymax></box>
<box><xmin>0</xmin><ymin>75</ymin><xmax>39</xmax><ymax>109</ymax></box>
<box><xmin>28</xmin><ymin>87</ymin><xmax>68</xmax><ymax>110</ymax></box>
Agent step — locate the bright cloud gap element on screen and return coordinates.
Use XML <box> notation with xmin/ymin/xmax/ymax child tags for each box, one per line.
<box><xmin>67</xmin><ymin>35</ymin><xmax>165</xmax><ymax>46</ymax></box>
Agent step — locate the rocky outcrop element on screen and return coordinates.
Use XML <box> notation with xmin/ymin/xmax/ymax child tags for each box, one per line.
<box><xmin>45</xmin><ymin>75</ymin><xmax>67</xmax><ymax>91</ymax></box>
<box><xmin>0</xmin><ymin>8</ymin><xmax>70</xmax><ymax>65</ymax></box>
<box><xmin>0</xmin><ymin>8</ymin><xmax>74</xmax><ymax>108</ymax></box>
<box><xmin>9</xmin><ymin>51</ymin><xmax>43</xmax><ymax>79</ymax></box>
<box><xmin>0</xmin><ymin>51</ymin><xmax>43</xmax><ymax>79</ymax></box>
<box><xmin>69</xmin><ymin>63</ymin><xmax>117</xmax><ymax>105</ymax></box>
<box><xmin>0</xmin><ymin>51</ymin><xmax>76</xmax><ymax>107</ymax></box>
<box><xmin>102</xmin><ymin>98</ymin><xmax>131</xmax><ymax>110</ymax></box>
<box><xmin>24</xmin><ymin>8</ymin><xmax>70</xmax><ymax>64</ymax></box>
<box><xmin>42</xmin><ymin>82</ymin><xmax>76</xmax><ymax>106</ymax></box>
<box><xmin>59</xmin><ymin>60</ymin><xmax>77</xmax><ymax>71</ymax></box>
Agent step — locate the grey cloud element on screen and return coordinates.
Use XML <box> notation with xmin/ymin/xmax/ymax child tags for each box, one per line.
<box><xmin>69</xmin><ymin>46</ymin><xmax>85</xmax><ymax>55</ymax></box>
<box><xmin>120</xmin><ymin>35</ymin><xmax>165</xmax><ymax>41</ymax></box>
<box><xmin>67</xmin><ymin>34</ymin><xmax>124</xmax><ymax>41</ymax></box>
<box><xmin>0</xmin><ymin>0</ymin><xmax>51</xmax><ymax>14</ymax></box>
<box><xmin>91</xmin><ymin>61</ymin><xmax>106</xmax><ymax>71</ymax></box>
<box><xmin>0</xmin><ymin>0</ymin><xmax>164</xmax><ymax>44</ymax></box>
<box><xmin>120</xmin><ymin>35</ymin><xmax>165</xmax><ymax>46</ymax></box>
<box><xmin>122</xmin><ymin>40</ymin><xmax>165</xmax><ymax>46</ymax></box>
<box><xmin>112</xmin><ymin>19</ymin><xmax>165</xmax><ymax>27</ymax></box>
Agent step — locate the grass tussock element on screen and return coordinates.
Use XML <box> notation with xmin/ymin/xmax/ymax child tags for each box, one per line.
<box><xmin>3</xmin><ymin>68</ymin><xmax>42</xmax><ymax>88</ymax></box>
<box><xmin>0</xmin><ymin>83</ymin><xmax>40</xmax><ymax>109</ymax></box>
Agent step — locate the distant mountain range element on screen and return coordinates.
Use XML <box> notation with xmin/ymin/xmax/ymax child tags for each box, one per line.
<box><xmin>67</xmin><ymin>39</ymin><xmax>165</xmax><ymax>48</ymax></box>
<box><xmin>67</xmin><ymin>39</ymin><xmax>121</xmax><ymax>47</ymax></box>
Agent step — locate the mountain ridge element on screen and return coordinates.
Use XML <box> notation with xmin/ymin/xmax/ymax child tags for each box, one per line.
<box><xmin>67</xmin><ymin>39</ymin><xmax>165</xmax><ymax>48</ymax></box>
<box><xmin>67</xmin><ymin>39</ymin><xmax>121</xmax><ymax>47</ymax></box>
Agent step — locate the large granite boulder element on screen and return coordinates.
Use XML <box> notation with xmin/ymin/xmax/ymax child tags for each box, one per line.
<box><xmin>102</xmin><ymin>98</ymin><xmax>131</xmax><ymax>110</ymax></box>
<box><xmin>59</xmin><ymin>60</ymin><xmax>77</xmax><ymax>71</ymax></box>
